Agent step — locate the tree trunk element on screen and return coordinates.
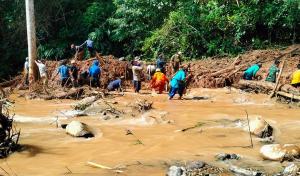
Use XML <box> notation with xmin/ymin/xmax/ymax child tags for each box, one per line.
<box><xmin>25</xmin><ymin>0</ymin><xmax>38</xmax><ymax>85</ymax></box>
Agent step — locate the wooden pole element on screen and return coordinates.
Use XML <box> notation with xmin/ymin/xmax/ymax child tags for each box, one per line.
<box><xmin>245</xmin><ymin>110</ymin><xmax>253</xmax><ymax>148</ymax></box>
<box><xmin>25</xmin><ymin>0</ymin><xmax>38</xmax><ymax>85</ymax></box>
<box><xmin>269</xmin><ymin>60</ymin><xmax>285</xmax><ymax>98</ymax></box>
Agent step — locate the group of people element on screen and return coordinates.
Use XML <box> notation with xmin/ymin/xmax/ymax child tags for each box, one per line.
<box><xmin>243</xmin><ymin>60</ymin><xmax>300</xmax><ymax>88</ymax></box>
<box><xmin>70</xmin><ymin>38</ymin><xmax>95</xmax><ymax>60</ymax></box>
<box><xmin>133</xmin><ymin>51</ymin><xmax>187</xmax><ymax>100</ymax></box>
<box><xmin>24</xmin><ymin>51</ymin><xmax>188</xmax><ymax>100</ymax></box>
<box><xmin>25</xmin><ymin>45</ymin><xmax>300</xmax><ymax>99</ymax></box>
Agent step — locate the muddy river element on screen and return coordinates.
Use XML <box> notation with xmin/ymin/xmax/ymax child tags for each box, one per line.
<box><xmin>1</xmin><ymin>88</ymin><xmax>299</xmax><ymax>175</ymax></box>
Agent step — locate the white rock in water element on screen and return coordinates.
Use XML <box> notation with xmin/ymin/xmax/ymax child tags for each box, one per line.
<box><xmin>249</xmin><ymin>117</ymin><xmax>272</xmax><ymax>138</ymax></box>
<box><xmin>66</xmin><ymin>121</ymin><xmax>90</xmax><ymax>137</ymax></box>
<box><xmin>283</xmin><ymin>163</ymin><xmax>299</xmax><ymax>176</ymax></box>
<box><xmin>283</xmin><ymin>144</ymin><xmax>300</xmax><ymax>158</ymax></box>
<box><xmin>260</xmin><ymin>144</ymin><xmax>286</xmax><ymax>161</ymax></box>
<box><xmin>167</xmin><ymin>166</ymin><xmax>184</xmax><ymax>176</ymax></box>
<box><xmin>260</xmin><ymin>144</ymin><xmax>300</xmax><ymax>161</ymax></box>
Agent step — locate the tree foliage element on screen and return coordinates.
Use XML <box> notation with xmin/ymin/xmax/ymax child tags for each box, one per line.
<box><xmin>0</xmin><ymin>0</ymin><xmax>299</xmax><ymax>79</ymax></box>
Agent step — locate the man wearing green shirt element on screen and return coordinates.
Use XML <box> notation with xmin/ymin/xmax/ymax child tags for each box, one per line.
<box><xmin>265</xmin><ymin>60</ymin><xmax>280</xmax><ymax>83</ymax></box>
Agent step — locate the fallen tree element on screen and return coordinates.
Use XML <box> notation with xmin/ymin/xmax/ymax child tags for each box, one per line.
<box><xmin>234</xmin><ymin>79</ymin><xmax>300</xmax><ymax>101</ymax></box>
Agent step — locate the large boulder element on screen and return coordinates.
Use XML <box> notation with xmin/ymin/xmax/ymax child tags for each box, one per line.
<box><xmin>249</xmin><ymin>117</ymin><xmax>273</xmax><ymax>138</ymax></box>
<box><xmin>65</xmin><ymin>121</ymin><xmax>94</xmax><ymax>138</ymax></box>
<box><xmin>260</xmin><ymin>144</ymin><xmax>300</xmax><ymax>161</ymax></box>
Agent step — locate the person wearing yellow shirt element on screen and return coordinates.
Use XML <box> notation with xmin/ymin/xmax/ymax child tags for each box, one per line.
<box><xmin>291</xmin><ymin>64</ymin><xmax>300</xmax><ymax>88</ymax></box>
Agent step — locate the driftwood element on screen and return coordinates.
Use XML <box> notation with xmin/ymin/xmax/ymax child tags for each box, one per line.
<box><xmin>87</xmin><ymin>161</ymin><xmax>124</xmax><ymax>173</ymax></box>
<box><xmin>235</xmin><ymin>80</ymin><xmax>276</xmax><ymax>93</ymax></box>
<box><xmin>236</xmin><ymin>79</ymin><xmax>300</xmax><ymax>101</ymax></box>
<box><xmin>0</xmin><ymin>77</ymin><xmax>20</xmax><ymax>88</ymax></box>
<box><xmin>280</xmin><ymin>84</ymin><xmax>300</xmax><ymax>95</ymax></box>
<box><xmin>0</xmin><ymin>100</ymin><xmax>20</xmax><ymax>158</ymax></box>
<box><xmin>276</xmin><ymin>91</ymin><xmax>300</xmax><ymax>101</ymax></box>
<box><xmin>44</xmin><ymin>88</ymin><xmax>84</xmax><ymax>100</ymax></box>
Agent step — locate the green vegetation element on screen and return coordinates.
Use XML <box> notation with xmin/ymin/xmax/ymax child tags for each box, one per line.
<box><xmin>0</xmin><ymin>0</ymin><xmax>299</xmax><ymax>79</ymax></box>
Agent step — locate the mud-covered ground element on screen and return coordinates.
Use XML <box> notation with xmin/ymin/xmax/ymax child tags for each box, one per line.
<box><xmin>0</xmin><ymin>88</ymin><xmax>299</xmax><ymax>176</ymax></box>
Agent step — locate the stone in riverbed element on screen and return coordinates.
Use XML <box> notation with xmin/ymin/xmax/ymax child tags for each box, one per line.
<box><xmin>249</xmin><ymin>117</ymin><xmax>273</xmax><ymax>138</ymax></box>
<box><xmin>65</xmin><ymin>121</ymin><xmax>94</xmax><ymax>138</ymax></box>
<box><xmin>283</xmin><ymin>163</ymin><xmax>299</xmax><ymax>176</ymax></box>
<box><xmin>260</xmin><ymin>144</ymin><xmax>300</xmax><ymax>161</ymax></box>
<box><xmin>216</xmin><ymin>153</ymin><xmax>240</xmax><ymax>161</ymax></box>
<box><xmin>186</xmin><ymin>161</ymin><xmax>205</xmax><ymax>170</ymax></box>
<box><xmin>167</xmin><ymin>166</ymin><xmax>185</xmax><ymax>176</ymax></box>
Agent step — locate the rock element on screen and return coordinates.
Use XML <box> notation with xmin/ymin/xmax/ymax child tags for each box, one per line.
<box><xmin>260</xmin><ymin>144</ymin><xmax>300</xmax><ymax>161</ymax></box>
<box><xmin>216</xmin><ymin>153</ymin><xmax>240</xmax><ymax>161</ymax></box>
<box><xmin>260</xmin><ymin>144</ymin><xmax>286</xmax><ymax>161</ymax></box>
<box><xmin>186</xmin><ymin>161</ymin><xmax>205</xmax><ymax>170</ymax></box>
<box><xmin>259</xmin><ymin>136</ymin><xmax>274</xmax><ymax>144</ymax></box>
<box><xmin>249</xmin><ymin>117</ymin><xmax>273</xmax><ymax>138</ymax></box>
<box><xmin>282</xmin><ymin>144</ymin><xmax>300</xmax><ymax>158</ymax></box>
<box><xmin>283</xmin><ymin>163</ymin><xmax>299</xmax><ymax>176</ymax></box>
<box><xmin>229</xmin><ymin>165</ymin><xmax>262</xmax><ymax>176</ymax></box>
<box><xmin>73</xmin><ymin>96</ymin><xmax>98</xmax><ymax>111</ymax></box>
<box><xmin>167</xmin><ymin>166</ymin><xmax>185</xmax><ymax>176</ymax></box>
<box><xmin>65</xmin><ymin>121</ymin><xmax>94</xmax><ymax>138</ymax></box>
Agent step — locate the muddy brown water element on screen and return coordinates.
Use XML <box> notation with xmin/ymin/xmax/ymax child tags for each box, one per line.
<box><xmin>1</xmin><ymin>88</ymin><xmax>300</xmax><ymax>176</ymax></box>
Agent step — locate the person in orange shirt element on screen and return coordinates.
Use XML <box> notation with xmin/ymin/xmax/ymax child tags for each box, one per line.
<box><xmin>150</xmin><ymin>68</ymin><xmax>169</xmax><ymax>94</ymax></box>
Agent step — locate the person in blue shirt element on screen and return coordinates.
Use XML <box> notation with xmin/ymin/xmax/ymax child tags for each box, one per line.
<box><xmin>243</xmin><ymin>63</ymin><xmax>262</xmax><ymax>80</ymax></box>
<box><xmin>156</xmin><ymin>53</ymin><xmax>166</xmax><ymax>73</ymax></box>
<box><xmin>107</xmin><ymin>76</ymin><xmax>124</xmax><ymax>93</ymax></box>
<box><xmin>80</xmin><ymin>39</ymin><xmax>94</xmax><ymax>58</ymax></box>
<box><xmin>57</xmin><ymin>60</ymin><xmax>70</xmax><ymax>87</ymax></box>
<box><xmin>169</xmin><ymin>66</ymin><xmax>186</xmax><ymax>100</ymax></box>
<box><xmin>89</xmin><ymin>60</ymin><xmax>101</xmax><ymax>88</ymax></box>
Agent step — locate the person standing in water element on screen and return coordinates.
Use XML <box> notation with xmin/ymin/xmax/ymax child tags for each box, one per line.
<box><xmin>132</xmin><ymin>57</ymin><xmax>143</xmax><ymax>93</ymax></box>
<box><xmin>169</xmin><ymin>66</ymin><xmax>186</xmax><ymax>100</ymax></box>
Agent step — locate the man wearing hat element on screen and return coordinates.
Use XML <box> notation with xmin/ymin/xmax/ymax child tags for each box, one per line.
<box><xmin>132</xmin><ymin>57</ymin><xmax>143</xmax><ymax>93</ymax></box>
<box><xmin>150</xmin><ymin>68</ymin><xmax>168</xmax><ymax>94</ymax></box>
<box><xmin>170</xmin><ymin>51</ymin><xmax>183</xmax><ymax>75</ymax></box>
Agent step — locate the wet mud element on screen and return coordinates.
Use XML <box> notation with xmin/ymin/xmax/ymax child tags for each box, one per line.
<box><xmin>0</xmin><ymin>88</ymin><xmax>299</xmax><ymax>175</ymax></box>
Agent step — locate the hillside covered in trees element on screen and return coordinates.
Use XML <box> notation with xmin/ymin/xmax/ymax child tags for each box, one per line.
<box><xmin>0</xmin><ymin>0</ymin><xmax>299</xmax><ymax>79</ymax></box>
